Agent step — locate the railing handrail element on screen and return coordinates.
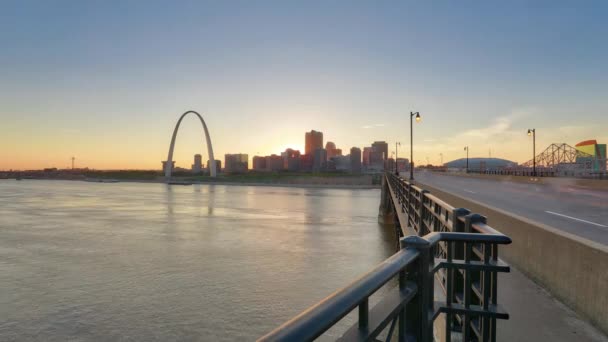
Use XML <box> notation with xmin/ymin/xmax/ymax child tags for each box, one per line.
<box><xmin>260</xmin><ymin>173</ymin><xmax>512</xmax><ymax>342</ymax></box>
<box><xmin>258</xmin><ymin>248</ymin><xmax>420</xmax><ymax>341</ymax></box>
<box><xmin>425</xmin><ymin>231</ymin><xmax>512</xmax><ymax>245</ymax></box>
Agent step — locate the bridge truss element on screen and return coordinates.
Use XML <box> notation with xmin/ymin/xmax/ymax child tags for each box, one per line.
<box><xmin>521</xmin><ymin>143</ymin><xmax>606</xmax><ymax>172</ymax></box>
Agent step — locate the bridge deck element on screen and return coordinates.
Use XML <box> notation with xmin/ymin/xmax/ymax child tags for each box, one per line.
<box><xmin>390</xmin><ymin>176</ymin><xmax>607</xmax><ymax>341</ymax></box>
<box><xmin>385</xmin><ymin>175</ymin><xmax>415</xmax><ymax>236</ymax></box>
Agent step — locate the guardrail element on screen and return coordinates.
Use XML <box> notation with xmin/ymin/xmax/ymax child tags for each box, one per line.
<box><xmin>465</xmin><ymin>169</ymin><xmax>556</xmax><ymax>177</ymax></box>
<box><xmin>259</xmin><ymin>173</ymin><xmax>512</xmax><ymax>341</ymax></box>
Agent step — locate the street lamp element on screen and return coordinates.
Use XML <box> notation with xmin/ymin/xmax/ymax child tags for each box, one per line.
<box><xmin>410</xmin><ymin>111</ymin><xmax>421</xmax><ymax>180</ymax></box>
<box><xmin>464</xmin><ymin>146</ymin><xmax>469</xmax><ymax>173</ymax></box>
<box><xmin>527</xmin><ymin>128</ymin><xmax>536</xmax><ymax>176</ymax></box>
<box><xmin>395</xmin><ymin>142</ymin><xmax>401</xmax><ymax>175</ymax></box>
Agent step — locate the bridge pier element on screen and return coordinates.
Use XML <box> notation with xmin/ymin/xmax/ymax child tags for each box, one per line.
<box><xmin>378</xmin><ymin>175</ymin><xmax>395</xmax><ymax>225</ymax></box>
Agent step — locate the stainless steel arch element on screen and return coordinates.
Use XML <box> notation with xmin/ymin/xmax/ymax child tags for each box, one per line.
<box><xmin>165</xmin><ymin>111</ymin><xmax>216</xmax><ymax>178</ymax></box>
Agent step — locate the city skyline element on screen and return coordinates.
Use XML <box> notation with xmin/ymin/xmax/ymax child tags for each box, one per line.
<box><xmin>1</xmin><ymin>2</ymin><xmax>607</xmax><ymax>170</ymax></box>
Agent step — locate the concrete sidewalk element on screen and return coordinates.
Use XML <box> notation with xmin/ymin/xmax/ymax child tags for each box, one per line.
<box><xmin>497</xmin><ymin>266</ymin><xmax>606</xmax><ymax>341</ymax></box>
<box><xmin>431</xmin><ymin>264</ymin><xmax>606</xmax><ymax>341</ymax></box>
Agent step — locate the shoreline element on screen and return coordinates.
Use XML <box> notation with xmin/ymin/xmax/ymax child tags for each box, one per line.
<box><xmin>2</xmin><ymin>177</ymin><xmax>381</xmax><ymax>190</ymax></box>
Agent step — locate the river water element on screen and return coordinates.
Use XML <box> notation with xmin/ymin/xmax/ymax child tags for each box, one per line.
<box><xmin>0</xmin><ymin>180</ymin><xmax>395</xmax><ymax>341</ymax></box>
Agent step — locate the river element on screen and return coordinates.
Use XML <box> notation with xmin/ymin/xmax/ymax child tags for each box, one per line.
<box><xmin>0</xmin><ymin>180</ymin><xmax>395</xmax><ymax>341</ymax></box>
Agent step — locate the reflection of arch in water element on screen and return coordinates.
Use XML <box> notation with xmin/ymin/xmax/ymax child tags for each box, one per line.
<box><xmin>165</xmin><ymin>110</ymin><xmax>216</xmax><ymax>178</ymax></box>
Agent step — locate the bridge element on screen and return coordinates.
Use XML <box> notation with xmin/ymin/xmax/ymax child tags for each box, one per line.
<box><xmin>259</xmin><ymin>173</ymin><xmax>513</xmax><ymax>341</ymax></box>
<box><xmin>259</xmin><ymin>172</ymin><xmax>608</xmax><ymax>341</ymax></box>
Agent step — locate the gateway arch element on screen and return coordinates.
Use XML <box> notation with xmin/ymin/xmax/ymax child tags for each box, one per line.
<box><xmin>164</xmin><ymin>110</ymin><xmax>217</xmax><ymax>178</ymax></box>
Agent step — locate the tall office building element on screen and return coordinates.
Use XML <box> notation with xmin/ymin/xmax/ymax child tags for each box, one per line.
<box><xmin>312</xmin><ymin>148</ymin><xmax>327</xmax><ymax>173</ymax></box>
<box><xmin>362</xmin><ymin>147</ymin><xmax>372</xmax><ymax>166</ymax></box>
<box><xmin>369</xmin><ymin>151</ymin><xmax>384</xmax><ymax>170</ymax></box>
<box><xmin>372</xmin><ymin>141</ymin><xmax>389</xmax><ymax>160</ymax></box>
<box><xmin>192</xmin><ymin>154</ymin><xmax>203</xmax><ymax>173</ymax></box>
<box><xmin>305</xmin><ymin>130</ymin><xmax>323</xmax><ymax>155</ymax></box>
<box><xmin>225</xmin><ymin>154</ymin><xmax>248</xmax><ymax>173</ymax></box>
<box><xmin>350</xmin><ymin>147</ymin><xmax>362</xmax><ymax>173</ymax></box>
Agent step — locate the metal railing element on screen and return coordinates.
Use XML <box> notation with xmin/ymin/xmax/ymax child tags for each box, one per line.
<box><xmin>259</xmin><ymin>173</ymin><xmax>511</xmax><ymax>342</ymax></box>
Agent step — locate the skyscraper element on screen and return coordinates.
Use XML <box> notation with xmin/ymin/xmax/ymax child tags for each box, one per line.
<box><xmin>363</xmin><ymin>147</ymin><xmax>372</xmax><ymax>166</ymax></box>
<box><xmin>192</xmin><ymin>154</ymin><xmax>203</xmax><ymax>173</ymax></box>
<box><xmin>305</xmin><ymin>130</ymin><xmax>323</xmax><ymax>155</ymax></box>
<box><xmin>350</xmin><ymin>147</ymin><xmax>362</xmax><ymax>173</ymax></box>
<box><xmin>372</xmin><ymin>141</ymin><xmax>389</xmax><ymax>160</ymax></box>
<box><xmin>313</xmin><ymin>148</ymin><xmax>327</xmax><ymax>173</ymax></box>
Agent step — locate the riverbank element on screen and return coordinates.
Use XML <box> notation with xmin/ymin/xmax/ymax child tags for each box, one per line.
<box><xmin>4</xmin><ymin>174</ymin><xmax>381</xmax><ymax>190</ymax></box>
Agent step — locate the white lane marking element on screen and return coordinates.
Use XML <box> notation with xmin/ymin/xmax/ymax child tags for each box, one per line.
<box><xmin>545</xmin><ymin>211</ymin><xmax>608</xmax><ymax>228</ymax></box>
<box><xmin>464</xmin><ymin>189</ymin><xmax>476</xmax><ymax>194</ymax></box>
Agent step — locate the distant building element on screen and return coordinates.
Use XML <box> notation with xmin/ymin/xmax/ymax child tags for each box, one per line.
<box><xmin>265</xmin><ymin>154</ymin><xmax>284</xmax><ymax>172</ymax></box>
<box><xmin>313</xmin><ymin>148</ymin><xmax>327</xmax><ymax>173</ymax></box>
<box><xmin>281</xmin><ymin>148</ymin><xmax>301</xmax><ymax>171</ymax></box>
<box><xmin>162</xmin><ymin>160</ymin><xmax>175</xmax><ymax>173</ymax></box>
<box><xmin>350</xmin><ymin>147</ymin><xmax>362</xmax><ymax>173</ymax></box>
<box><xmin>326</xmin><ymin>159</ymin><xmax>336</xmax><ymax>171</ymax></box>
<box><xmin>362</xmin><ymin>147</ymin><xmax>372</xmax><ymax>166</ymax></box>
<box><xmin>252</xmin><ymin>156</ymin><xmax>266</xmax><ymax>171</ymax></box>
<box><xmin>299</xmin><ymin>154</ymin><xmax>313</xmax><ymax>172</ymax></box>
<box><xmin>444</xmin><ymin>158</ymin><xmax>517</xmax><ymax>170</ymax></box>
<box><xmin>208</xmin><ymin>160</ymin><xmax>221</xmax><ymax>173</ymax></box>
<box><xmin>192</xmin><ymin>154</ymin><xmax>203</xmax><ymax>173</ymax></box>
<box><xmin>225</xmin><ymin>154</ymin><xmax>248</xmax><ymax>173</ymax></box>
<box><xmin>575</xmin><ymin>140</ymin><xmax>607</xmax><ymax>172</ymax></box>
<box><xmin>396</xmin><ymin>158</ymin><xmax>409</xmax><ymax>172</ymax></box>
<box><xmin>369</xmin><ymin>151</ymin><xmax>384</xmax><ymax>170</ymax></box>
<box><xmin>332</xmin><ymin>155</ymin><xmax>351</xmax><ymax>172</ymax></box>
<box><xmin>372</xmin><ymin>141</ymin><xmax>389</xmax><ymax>160</ymax></box>
<box><xmin>325</xmin><ymin>141</ymin><xmax>341</xmax><ymax>160</ymax></box>
<box><xmin>305</xmin><ymin>130</ymin><xmax>323</xmax><ymax>155</ymax></box>
<box><xmin>386</xmin><ymin>158</ymin><xmax>395</xmax><ymax>172</ymax></box>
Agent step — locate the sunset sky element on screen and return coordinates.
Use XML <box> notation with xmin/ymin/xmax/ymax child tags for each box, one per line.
<box><xmin>1</xmin><ymin>1</ymin><xmax>607</xmax><ymax>170</ymax></box>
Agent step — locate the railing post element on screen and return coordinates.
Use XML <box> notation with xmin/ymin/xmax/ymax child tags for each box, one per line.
<box><xmin>418</xmin><ymin>190</ymin><xmax>429</xmax><ymax>236</ymax></box>
<box><xmin>450</xmin><ymin>208</ymin><xmax>470</xmax><ymax>339</ymax></box>
<box><xmin>358</xmin><ymin>298</ymin><xmax>369</xmax><ymax>329</ymax></box>
<box><xmin>402</xmin><ymin>235</ymin><xmax>433</xmax><ymax>341</ymax></box>
<box><xmin>462</xmin><ymin>213</ymin><xmax>487</xmax><ymax>341</ymax></box>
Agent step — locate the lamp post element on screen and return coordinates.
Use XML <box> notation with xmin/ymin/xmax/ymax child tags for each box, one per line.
<box><xmin>395</xmin><ymin>142</ymin><xmax>401</xmax><ymax>175</ymax></box>
<box><xmin>410</xmin><ymin>111</ymin><xmax>421</xmax><ymax>180</ymax></box>
<box><xmin>464</xmin><ymin>146</ymin><xmax>469</xmax><ymax>173</ymax></box>
<box><xmin>527</xmin><ymin>128</ymin><xmax>536</xmax><ymax>176</ymax></box>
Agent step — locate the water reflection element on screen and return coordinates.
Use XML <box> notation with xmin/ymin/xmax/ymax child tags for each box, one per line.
<box><xmin>0</xmin><ymin>180</ymin><xmax>391</xmax><ymax>341</ymax></box>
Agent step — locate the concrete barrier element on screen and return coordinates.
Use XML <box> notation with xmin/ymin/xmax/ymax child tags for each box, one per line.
<box><xmin>444</xmin><ymin>172</ymin><xmax>608</xmax><ymax>190</ymax></box>
<box><xmin>419</xmin><ymin>182</ymin><xmax>608</xmax><ymax>335</ymax></box>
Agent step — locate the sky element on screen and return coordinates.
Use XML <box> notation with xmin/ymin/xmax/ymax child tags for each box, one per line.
<box><xmin>1</xmin><ymin>1</ymin><xmax>607</xmax><ymax>170</ymax></box>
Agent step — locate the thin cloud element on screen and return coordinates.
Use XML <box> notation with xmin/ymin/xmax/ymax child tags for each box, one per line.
<box><xmin>361</xmin><ymin>123</ymin><xmax>385</xmax><ymax>129</ymax></box>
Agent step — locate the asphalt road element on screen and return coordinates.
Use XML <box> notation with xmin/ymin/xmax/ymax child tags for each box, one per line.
<box><xmin>413</xmin><ymin>171</ymin><xmax>608</xmax><ymax>245</ymax></box>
